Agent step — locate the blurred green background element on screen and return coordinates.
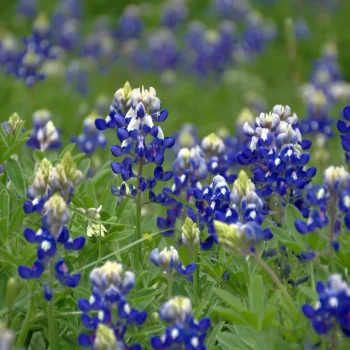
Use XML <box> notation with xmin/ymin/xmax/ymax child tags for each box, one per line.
<box><xmin>1</xmin><ymin>0</ymin><xmax>350</xmax><ymax>139</ymax></box>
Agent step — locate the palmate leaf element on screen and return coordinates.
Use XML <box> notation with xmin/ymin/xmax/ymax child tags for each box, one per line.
<box><xmin>0</xmin><ymin>189</ymin><xmax>9</xmax><ymax>240</ymax></box>
<box><xmin>5</xmin><ymin>158</ymin><xmax>26</xmax><ymax>198</ymax></box>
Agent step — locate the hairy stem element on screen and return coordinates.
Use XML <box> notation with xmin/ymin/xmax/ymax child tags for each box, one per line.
<box><xmin>48</xmin><ymin>261</ymin><xmax>57</xmax><ymax>350</ymax></box>
<box><xmin>135</xmin><ymin>159</ymin><xmax>144</xmax><ymax>269</ymax></box>
<box><xmin>193</xmin><ymin>246</ymin><xmax>199</xmax><ymax>308</ymax></box>
<box><xmin>16</xmin><ymin>280</ymin><xmax>36</xmax><ymax>347</ymax></box>
<box><xmin>168</xmin><ymin>271</ymin><xmax>173</xmax><ymax>300</ymax></box>
<box><xmin>255</xmin><ymin>253</ymin><xmax>295</xmax><ymax>308</ymax></box>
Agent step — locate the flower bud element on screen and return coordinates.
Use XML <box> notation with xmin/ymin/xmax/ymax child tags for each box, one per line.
<box><xmin>214</xmin><ymin>221</ymin><xmax>245</xmax><ymax>251</ymax></box>
<box><xmin>43</xmin><ymin>194</ymin><xmax>70</xmax><ymax>237</ymax></box>
<box><xmin>94</xmin><ymin>323</ymin><xmax>117</xmax><ymax>350</ymax></box>
<box><xmin>181</xmin><ymin>217</ymin><xmax>200</xmax><ymax>247</ymax></box>
<box><xmin>7</xmin><ymin>113</ymin><xmax>23</xmax><ymax>135</ymax></box>
<box><xmin>201</xmin><ymin>133</ymin><xmax>225</xmax><ymax>156</ymax></box>
<box><xmin>5</xmin><ymin>277</ymin><xmax>20</xmax><ymax>314</ymax></box>
<box><xmin>324</xmin><ymin>166</ymin><xmax>350</xmax><ymax>193</ymax></box>
<box><xmin>160</xmin><ymin>296</ymin><xmax>192</xmax><ymax>323</ymax></box>
<box><xmin>33</xmin><ymin>158</ymin><xmax>52</xmax><ymax>193</ymax></box>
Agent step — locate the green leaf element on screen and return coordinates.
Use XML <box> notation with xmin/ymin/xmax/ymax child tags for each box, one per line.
<box><xmin>213</xmin><ymin>288</ymin><xmax>245</xmax><ymax>310</ymax></box>
<box><xmin>249</xmin><ymin>275</ymin><xmax>264</xmax><ymax>328</ymax></box>
<box><xmin>216</xmin><ymin>332</ymin><xmax>251</xmax><ymax>350</ymax></box>
<box><xmin>33</xmin><ymin>149</ymin><xmax>45</xmax><ymax>163</ymax></box>
<box><xmin>86</xmin><ymin>179</ymin><xmax>96</xmax><ymax>206</ymax></box>
<box><xmin>78</xmin><ymin>158</ymin><xmax>91</xmax><ymax>178</ymax></box>
<box><xmin>213</xmin><ymin>307</ymin><xmax>248</xmax><ymax>325</ymax></box>
<box><xmin>0</xmin><ymin>189</ymin><xmax>9</xmax><ymax>240</ymax></box>
<box><xmin>270</xmin><ymin>226</ymin><xmax>301</xmax><ymax>253</ymax></box>
<box><xmin>165</xmin><ymin>192</ymin><xmax>198</xmax><ymax>212</ymax></box>
<box><xmin>56</xmin><ymin>143</ymin><xmax>76</xmax><ymax>163</ymax></box>
<box><xmin>5</xmin><ymin>158</ymin><xmax>26</xmax><ymax>198</ymax></box>
<box><xmin>285</xmin><ymin>204</ymin><xmax>307</xmax><ymax>250</ymax></box>
<box><xmin>206</xmin><ymin>321</ymin><xmax>225</xmax><ymax>349</ymax></box>
<box><xmin>298</xmin><ymin>286</ymin><xmax>318</xmax><ymax>301</ymax></box>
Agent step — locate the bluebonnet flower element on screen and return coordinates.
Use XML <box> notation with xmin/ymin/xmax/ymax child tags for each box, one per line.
<box><xmin>24</xmin><ymin>153</ymin><xmax>83</xmax><ymax>213</ymax></box>
<box><xmin>147</xmin><ymin>29</ymin><xmax>179</xmax><ymax>73</ymax></box>
<box><xmin>214</xmin><ymin>0</ymin><xmax>250</xmax><ymax>22</ymax></box>
<box><xmin>151</xmin><ymin>296</ymin><xmax>210</xmax><ymax>349</ymax></box>
<box><xmin>18</xmin><ymin>194</ymin><xmax>85</xmax><ymax>300</ymax></box>
<box><xmin>302</xmin><ymin>274</ymin><xmax>350</xmax><ymax>337</ymax></box>
<box><xmin>161</xmin><ymin>0</ymin><xmax>188</xmax><ymax>30</ymax></box>
<box><xmin>72</xmin><ymin>113</ymin><xmax>107</xmax><ymax>155</ymax></box>
<box><xmin>295</xmin><ymin>166</ymin><xmax>350</xmax><ymax>252</ymax></box>
<box><xmin>0</xmin><ymin>33</ymin><xmax>21</xmax><ymax>75</ymax></box>
<box><xmin>294</xmin><ymin>18</ymin><xmax>311</xmax><ymax>40</ymax></box>
<box><xmin>173</xmin><ymin>124</ymin><xmax>199</xmax><ymax>154</ymax></box>
<box><xmin>192</xmin><ymin>170</ymin><xmax>271</xmax><ymax>251</ymax></box>
<box><xmin>337</xmin><ymin>106</ymin><xmax>350</xmax><ymax>164</ymax></box>
<box><xmin>16</xmin><ymin>0</ymin><xmax>38</xmax><ymax>21</ymax></box>
<box><xmin>117</xmin><ymin>5</ymin><xmax>143</xmax><ymax>41</ymax></box>
<box><xmin>26</xmin><ymin>109</ymin><xmax>61</xmax><ymax>151</ymax></box>
<box><xmin>150</xmin><ymin>246</ymin><xmax>197</xmax><ymax>277</ymax></box>
<box><xmin>238</xmin><ymin>105</ymin><xmax>316</xmax><ymax>204</ymax></box>
<box><xmin>95</xmin><ymin>84</ymin><xmax>174</xmax><ymax>202</ymax></box>
<box><xmin>82</xmin><ymin>30</ymin><xmax>117</xmax><ymax>73</ymax></box>
<box><xmin>66</xmin><ymin>59</ymin><xmax>90</xmax><ymax>95</ymax></box>
<box><xmin>78</xmin><ymin>261</ymin><xmax>146</xmax><ymax>349</ymax></box>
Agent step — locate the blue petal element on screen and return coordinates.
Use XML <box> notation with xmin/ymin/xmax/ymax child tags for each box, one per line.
<box><xmin>78</xmin><ymin>333</ymin><xmax>92</xmax><ymax>347</ymax></box>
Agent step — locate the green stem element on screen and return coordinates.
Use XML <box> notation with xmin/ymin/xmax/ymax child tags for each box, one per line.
<box><xmin>48</xmin><ymin>261</ymin><xmax>57</xmax><ymax>350</ymax></box>
<box><xmin>254</xmin><ymin>254</ymin><xmax>295</xmax><ymax>308</ymax></box>
<box><xmin>331</xmin><ymin>325</ymin><xmax>337</xmax><ymax>350</ymax></box>
<box><xmin>168</xmin><ymin>271</ymin><xmax>173</xmax><ymax>300</ymax></box>
<box><xmin>193</xmin><ymin>246</ymin><xmax>199</xmax><ymax>308</ymax></box>
<box><xmin>309</xmin><ymin>263</ymin><xmax>315</xmax><ymax>291</ymax></box>
<box><xmin>135</xmin><ymin>159</ymin><xmax>144</xmax><ymax>269</ymax></box>
<box><xmin>16</xmin><ymin>280</ymin><xmax>36</xmax><ymax>347</ymax></box>
<box><xmin>98</xmin><ymin>235</ymin><xmax>102</xmax><ymax>263</ymax></box>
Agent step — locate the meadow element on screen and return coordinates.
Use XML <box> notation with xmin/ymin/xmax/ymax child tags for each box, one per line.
<box><xmin>1</xmin><ymin>0</ymin><xmax>350</xmax><ymax>349</ymax></box>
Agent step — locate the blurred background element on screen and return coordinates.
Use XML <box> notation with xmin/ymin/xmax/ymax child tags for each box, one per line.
<box><xmin>0</xmin><ymin>0</ymin><xmax>350</xmax><ymax>140</ymax></box>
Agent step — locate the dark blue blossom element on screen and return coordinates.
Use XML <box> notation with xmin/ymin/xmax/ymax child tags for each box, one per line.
<box><xmin>151</xmin><ymin>297</ymin><xmax>210</xmax><ymax>350</ymax></box>
<box><xmin>78</xmin><ymin>261</ymin><xmax>146</xmax><ymax>349</ymax></box>
<box><xmin>302</xmin><ymin>274</ymin><xmax>350</xmax><ymax>337</ymax></box>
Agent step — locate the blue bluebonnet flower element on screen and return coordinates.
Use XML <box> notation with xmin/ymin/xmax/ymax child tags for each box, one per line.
<box><xmin>294</xmin><ymin>18</ymin><xmax>311</xmax><ymax>40</ymax></box>
<box><xmin>117</xmin><ymin>5</ymin><xmax>143</xmax><ymax>41</ymax></box>
<box><xmin>78</xmin><ymin>261</ymin><xmax>146</xmax><ymax>349</ymax></box>
<box><xmin>26</xmin><ymin>109</ymin><xmax>61</xmax><ymax>151</ymax></box>
<box><xmin>238</xmin><ymin>105</ymin><xmax>316</xmax><ymax>203</ymax></box>
<box><xmin>214</xmin><ymin>0</ymin><xmax>250</xmax><ymax>22</ymax></box>
<box><xmin>191</xmin><ymin>170</ymin><xmax>271</xmax><ymax>251</ymax></box>
<box><xmin>95</xmin><ymin>84</ymin><xmax>174</xmax><ymax>202</ymax></box>
<box><xmin>82</xmin><ymin>30</ymin><xmax>117</xmax><ymax>73</ymax></box>
<box><xmin>18</xmin><ymin>194</ymin><xmax>85</xmax><ymax>300</ymax></box>
<box><xmin>337</xmin><ymin>106</ymin><xmax>350</xmax><ymax>164</ymax></box>
<box><xmin>150</xmin><ymin>246</ymin><xmax>197</xmax><ymax>277</ymax></box>
<box><xmin>161</xmin><ymin>0</ymin><xmax>188</xmax><ymax>30</ymax></box>
<box><xmin>295</xmin><ymin>166</ymin><xmax>350</xmax><ymax>252</ymax></box>
<box><xmin>72</xmin><ymin>113</ymin><xmax>107</xmax><ymax>155</ymax></box>
<box><xmin>151</xmin><ymin>296</ymin><xmax>210</xmax><ymax>349</ymax></box>
<box><xmin>0</xmin><ymin>33</ymin><xmax>21</xmax><ymax>75</ymax></box>
<box><xmin>66</xmin><ymin>59</ymin><xmax>90</xmax><ymax>95</ymax></box>
<box><xmin>173</xmin><ymin>124</ymin><xmax>199</xmax><ymax>154</ymax></box>
<box><xmin>24</xmin><ymin>153</ymin><xmax>83</xmax><ymax>213</ymax></box>
<box><xmin>16</xmin><ymin>0</ymin><xmax>38</xmax><ymax>20</ymax></box>
<box><xmin>147</xmin><ymin>29</ymin><xmax>179</xmax><ymax>73</ymax></box>
<box><xmin>302</xmin><ymin>274</ymin><xmax>350</xmax><ymax>336</ymax></box>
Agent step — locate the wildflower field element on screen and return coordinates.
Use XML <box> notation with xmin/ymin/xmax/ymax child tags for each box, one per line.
<box><xmin>2</xmin><ymin>0</ymin><xmax>350</xmax><ymax>349</ymax></box>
